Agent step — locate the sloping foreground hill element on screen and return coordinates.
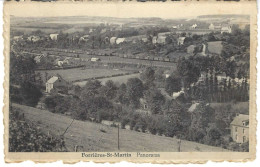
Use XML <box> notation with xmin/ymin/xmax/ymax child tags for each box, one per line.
<box><xmin>12</xmin><ymin>103</ymin><xmax>229</xmax><ymax>152</ymax></box>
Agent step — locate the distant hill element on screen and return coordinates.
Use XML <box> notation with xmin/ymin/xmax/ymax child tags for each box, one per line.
<box><xmin>197</xmin><ymin>15</ymin><xmax>249</xmax><ymax>19</ymax></box>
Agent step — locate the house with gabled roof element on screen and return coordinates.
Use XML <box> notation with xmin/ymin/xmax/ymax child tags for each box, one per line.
<box><xmin>46</xmin><ymin>75</ymin><xmax>67</xmax><ymax>93</ymax></box>
<box><xmin>116</xmin><ymin>38</ymin><xmax>125</xmax><ymax>44</ymax></box>
<box><xmin>230</xmin><ymin>114</ymin><xmax>249</xmax><ymax>143</ymax></box>
<box><xmin>177</xmin><ymin>37</ymin><xmax>186</xmax><ymax>45</ymax></box>
<box><xmin>110</xmin><ymin>37</ymin><xmax>117</xmax><ymax>45</ymax></box>
<box><xmin>221</xmin><ymin>25</ymin><xmax>232</xmax><ymax>34</ymax></box>
<box><xmin>50</xmin><ymin>34</ymin><xmax>59</xmax><ymax>40</ymax></box>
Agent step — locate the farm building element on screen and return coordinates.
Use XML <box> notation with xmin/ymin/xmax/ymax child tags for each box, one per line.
<box><xmin>46</xmin><ymin>76</ymin><xmax>67</xmax><ymax>93</ymax></box>
<box><xmin>27</xmin><ymin>35</ymin><xmax>41</xmax><ymax>42</ymax></box>
<box><xmin>221</xmin><ymin>25</ymin><xmax>232</xmax><ymax>34</ymax></box>
<box><xmin>13</xmin><ymin>35</ymin><xmax>23</xmax><ymax>41</ymax></box>
<box><xmin>91</xmin><ymin>57</ymin><xmax>101</xmax><ymax>62</ymax></box>
<box><xmin>208</xmin><ymin>23</ymin><xmax>221</xmax><ymax>31</ymax></box>
<box><xmin>79</xmin><ymin>35</ymin><xmax>89</xmax><ymax>42</ymax></box>
<box><xmin>177</xmin><ymin>37</ymin><xmax>186</xmax><ymax>45</ymax></box>
<box><xmin>230</xmin><ymin>114</ymin><xmax>249</xmax><ymax>143</ymax></box>
<box><xmin>116</xmin><ymin>38</ymin><xmax>125</xmax><ymax>44</ymax></box>
<box><xmin>152</xmin><ymin>36</ymin><xmax>157</xmax><ymax>44</ymax></box>
<box><xmin>172</xmin><ymin>89</ymin><xmax>185</xmax><ymax>100</ymax></box>
<box><xmin>50</xmin><ymin>34</ymin><xmax>59</xmax><ymax>40</ymax></box>
<box><xmin>141</xmin><ymin>37</ymin><xmax>148</xmax><ymax>43</ymax></box>
<box><xmin>110</xmin><ymin>37</ymin><xmax>117</xmax><ymax>45</ymax></box>
<box><xmin>172</xmin><ymin>25</ymin><xmax>178</xmax><ymax>29</ymax></box>
<box><xmin>190</xmin><ymin>24</ymin><xmax>198</xmax><ymax>29</ymax></box>
<box><xmin>57</xmin><ymin>60</ymin><xmax>64</xmax><ymax>67</ymax></box>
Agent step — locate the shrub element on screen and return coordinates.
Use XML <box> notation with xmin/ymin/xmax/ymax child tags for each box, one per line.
<box><xmin>9</xmin><ymin>108</ymin><xmax>67</xmax><ymax>152</ymax></box>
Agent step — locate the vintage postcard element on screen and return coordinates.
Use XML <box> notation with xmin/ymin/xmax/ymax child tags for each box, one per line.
<box><xmin>3</xmin><ymin>1</ymin><xmax>257</xmax><ymax>163</ymax></box>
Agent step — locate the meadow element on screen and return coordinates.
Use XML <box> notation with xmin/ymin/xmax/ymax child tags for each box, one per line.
<box><xmin>74</xmin><ymin>73</ymin><xmax>140</xmax><ymax>86</ymax></box>
<box><xmin>36</xmin><ymin>68</ymin><xmax>132</xmax><ymax>83</ymax></box>
<box><xmin>13</xmin><ymin>103</ymin><xmax>229</xmax><ymax>152</ymax></box>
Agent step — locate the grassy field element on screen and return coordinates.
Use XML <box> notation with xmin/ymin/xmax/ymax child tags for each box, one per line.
<box><xmin>210</xmin><ymin>102</ymin><xmax>249</xmax><ymax>114</ymax></box>
<box><xmin>74</xmin><ymin>73</ymin><xmax>140</xmax><ymax>86</ymax></box>
<box><xmin>207</xmin><ymin>41</ymin><xmax>223</xmax><ymax>55</ymax></box>
<box><xmin>13</xmin><ymin>103</ymin><xmax>229</xmax><ymax>152</ymax></box>
<box><xmin>12</xmin><ymin>27</ymin><xmax>59</xmax><ymax>34</ymax></box>
<box><xmin>36</xmin><ymin>68</ymin><xmax>130</xmax><ymax>83</ymax></box>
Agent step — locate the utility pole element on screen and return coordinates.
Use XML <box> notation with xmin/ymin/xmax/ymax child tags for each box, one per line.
<box><xmin>118</xmin><ymin>125</ymin><xmax>120</xmax><ymax>150</ymax></box>
<box><xmin>178</xmin><ymin>139</ymin><xmax>181</xmax><ymax>152</ymax></box>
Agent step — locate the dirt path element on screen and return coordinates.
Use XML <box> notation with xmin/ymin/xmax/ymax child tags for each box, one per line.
<box><xmin>13</xmin><ymin>103</ymin><xmax>229</xmax><ymax>152</ymax></box>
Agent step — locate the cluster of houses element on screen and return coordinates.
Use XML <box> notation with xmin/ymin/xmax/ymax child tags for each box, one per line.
<box><xmin>12</xmin><ymin>33</ymin><xmax>60</xmax><ymax>43</ymax></box>
<box><xmin>188</xmin><ymin>102</ymin><xmax>249</xmax><ymax>144</ymax></box>
<box><xmin>34</xmin><ymin>53</ymin><xmax>84</xmax><ymax>67</ymax></box>
<box><xmin>208</xmin><ymin>23</ymin><xmax>232</xmax><ymax>34</ymax></box>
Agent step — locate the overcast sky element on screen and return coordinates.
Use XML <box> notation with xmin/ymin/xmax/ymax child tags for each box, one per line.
<box><xmin>5</xmin><ymin>2</ymin><xmax>254</xmax><ymax>19</ymax></box>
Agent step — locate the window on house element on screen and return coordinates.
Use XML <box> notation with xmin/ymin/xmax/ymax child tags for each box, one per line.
<box><xmin>243</xmin><ymin>128</ymin><xmax>245</xmax><ymax>134</ymax></box>
<box><xmin>236</xmin><ymin>135</ymin><xmax>238</xmax><ymax>141</ymax></box>
<box><xmin>235</xmin><ymin>127</ymin><xmax>238</xmax><ymax>132</ymax></box>
<box><xmin>243</xmin><ymin>136</ymin><xmax>246</xmax><ymax>143</ymax></box>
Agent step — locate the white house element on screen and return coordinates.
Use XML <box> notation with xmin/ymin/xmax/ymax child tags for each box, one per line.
<box><xmin>209</xmin><ymin>23</ymin><xmax>221</xmax><ymax>30</ymax></box>
<box><xmin>91</xmin><ymin>57</ymin><xmax>101</xmax><ymax>62</ymax></box>
<box><xmin>79</xmin><ymin>35</ymin><xmax>89</xmax><ymax>42</ymax></box>
<box><xmin>221</xmin><ymin>25</ymin><xmax>232</xmax><ymax>34</ymax></box>
<box><xmin>172</xmin><ymin>25</ymin><xmax>178</xmax><ymax>29</ymax></box>
<box><xmin>191</xmin><ymin>24</ymin><xmax>198</xmax><ymax>29</ymax></box>
<box><xmin>172</xmin><ymin>89</ymin><xmax>185</xmax><ymax>100</ymax></box>
<box><xmin>152</xmin><ymin>36</ymin><xmax>157</xmax><ymax>44</ymax></box>
<box><xmin>13</xmin><ymin>35</ymin><xmax>23</xmax><ymax>41</ymax></box>
<box><xmin>57</xmin><ymin>61</ymin><xmax>64</xmax><ymax>67</ymax></box>
<box><xmin>46</xmin><ymin>76</ymin><xmax>67</xmax><ymax>93</ymax></box>
<box><xmin>141</xmin><ymin>37</ymin><xmax>148</xmax><ymax>43</ymax></box>
<box><xmin>110</xmin><ymin>37</ymin><xmax>117</xmax><ymax>45</ymax></box>
<box><xmin>177</xmin><ymin>37</ymin><xmax>186</xmax><ymax>45</ymax></box>
<box><xmin>230</xmin><ymin>114</ymin><xmax>249</xmax><ymax>143</ymax></box>
<box><xmin>116</xmin><ymin>38</ymin><xmax>125</xmax><ymax>44</ymax></box>
<box><xmin>27</xmin><ymin>35</ymin><xmax>40</xmax><ymax>42</ymax></box>
<box><xmin>50</xmin><ymin>34</ymin><xmax>59</xmax><ymax>40</ymax></box>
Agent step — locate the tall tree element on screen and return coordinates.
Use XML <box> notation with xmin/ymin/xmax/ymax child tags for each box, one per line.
<box><xmin>80</xmin><ymin>80</ymin><xmax>102</xmax><ymax>100</ymax></box>
<box><xmin>144</xmin><ymin>88</ymin><xmax>165</xmax><ymax>114</ymax></box>
<box><xmin>140</xmin><ymin>67</ymin><xmax>155</xmax><ymax>88</ymax></box>
<box><xmin>165</xmin><ymin>75</ymin><xmax>182</xmax><ymax>95</ymax></box>
<box><xmin>126</xmin><ymin>78</ymin><xmax>144</xmax><ymax>108</ymax></box>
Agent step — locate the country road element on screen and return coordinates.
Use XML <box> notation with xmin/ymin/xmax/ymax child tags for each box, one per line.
<box><xmin>12</xmin><ymin>103</ymin><xmax>229</xmax><ymax>152</ymax></box>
